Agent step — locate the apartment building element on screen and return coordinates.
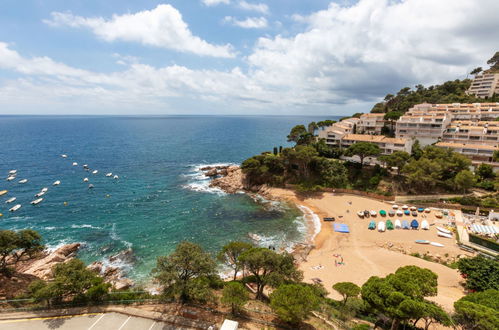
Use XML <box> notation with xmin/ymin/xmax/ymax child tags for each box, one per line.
<box><xmin>395</xmin><ymin>112</ymin><xmax>452</xmax><ymax>146</ymax></box>
<box><xmin>340</xmin><ymin>134</ymin><xmax>412</xmax><ymax>154</ymax></box>
<box><xmin>358</xmin><ymin>113</ymin><xmax>385</xmax><ymax>134</ymax></box>
<box><xmin>435</xmin><ymin>142</ymin><xmax>499</xmax><ymax>170</ymax></box>
<box><xmin>467</xmin><ymin>73</ymin><xmax>499</xmax><ymax>99</ymax></box>
<box><xmin>442</xmin><ymin>121</ymin><xmax>499</xmax><ymax>146</ymax></box>
<box><xmin>317</xmin><ymin>117</ymin><xmax>359</xmax><ymax>145</ymax></box>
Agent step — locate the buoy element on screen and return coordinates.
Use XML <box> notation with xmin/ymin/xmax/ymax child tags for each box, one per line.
<box><xmin>64</xmin><ymin>202</ymin><xmax>68</xmax><ymax>206</ymax></box>
<box><xmin>0</xmin><ymin>213</ymin><xmax>3</xmax><ymax>217</ymax></box>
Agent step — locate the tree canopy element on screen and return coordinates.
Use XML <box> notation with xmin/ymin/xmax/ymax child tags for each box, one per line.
<box><xmin>454</xmin><ymin>289</ymin><xmax>499</xmax><ymax>330</ymax></box>
<box><xmin>221</xmin><ymin>281</ymin><xmax>249</xmax><ymax>314</ymax></box>
<box><xmin>457</xmin><ymin>256</ymin><xmax>499</xmax><ymax>292</ymax></box>
<box><xmin>0</xmin><ymin>229</ymin><xmax>44</xmax><ymax>274</ymax></box>
<box><xmin>217</xmin><ymin>241</ymin><xmax>253</xmax><ymax>281</ymax></box>
<box><xmin>270</xmin><ymin>284</ymin><xmax>320</xmax><ymax>324</ymax></box>
<box><xmin>332</xmin><ymin>282</ymin><xmax>361</xmax><ymax>305</ymax></box>
<box><xmin>345</xmin><ymin>142</ymin><xmax>380</xmax><ymax>167</ymax></box>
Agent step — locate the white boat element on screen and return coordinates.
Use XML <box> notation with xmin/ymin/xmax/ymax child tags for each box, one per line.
<box><xmin>415</xmin><ymin>240</ymin><xmax>430</xmax><ymax>244</ymax></box>
<box><xmin>9</xmin><ymin>204</ymin><xmax>21</xmax><ymax>212</ymax></box>
<box><xmin>113</xmin><ymin>175</ymin><xmax>119</xmax><ymax>179</ymax></box>
<box><xmin>430</xmin><ymin>242</ymin><xmax>444</xmax><ymax>247</ymax></box>
<box><xmin>83</xmin><ymin>178</ymin><xmax>89</xmax><ymax>182</ymax></box>
<box><xmin>370</xmin><ymin>210</ymin><xmax>377</xmax><ymax>216</ymax></box>
<box><xmin>424</xmin><ymin>208</ymin><xmax>431</xmax><ymax>213</ymax></box>
<box><xmin>106</xmin><ymin>173</ymin><xmax>113</xmax><ymax>177</ymax></box>
<box><xmin>88</xmin><ymin>184</ymin><xmax>94</xmax><ymax>189</ymax></box>
<box><xmin>377</xmin><ymin>221</ymin><xmax>386</xmax><ymax>232</ymax></box>
<box><xmin>437</xmin><ymin>231</ymin><xmax>453</xmax><ymax>238</ymax></box>
<box><xmin>6</xmin><ymin>176</ymin><xmax>16</xmax><ymax>181</ymax></box>
<box><xmin>53</xmin><ymin>180</ymin><xmax>61</xmax><ymax>186</ymax></box>
<box><xmin>402</xmin><ymin>205</ymin><xmax>409</xmax><ymax>210</ymax></box>
<box><xmin>61</xmin><ymin>154</ymin><xmax>68</xmax><ymax>158</ymax></box>
<box><xmin>410</xmin><ymin>206</ymin><xmax>417</xmax><ymax>211</ymax></box>
<box><xmin>5</xmin><ymin>197</ymin><xmax>16</xmax><ymax>204</ymax></box>
<box><xmin>72</xmin><ymin>162</ymin><xmax>78</xmax><ymax>166</ymax></box>
<box><xmin>41</xmin><ymin>187</ymin><xmax>48</xmax><ymax>193</ymax></box>
<box><xmin>83</xmin><ymin>164</ymin><xmax>89</xmax><ymax>169</ymax></box>
<box><xmin>357</xmin><ymin>211</ymin><xmax>364</xmax><ymax>217</ymax></box>
<box><xmin>421</xmin><ymin>220</ymin><xmax>429</xmax><ymax>230</ymax></box>
<box><xmin>392</xmin><ymin>204</ymin><xmax>399</xmax><ymax>209</ymax></box>
<box><xmin>92</xmin><ymin>170</ymin><xmax>98</xmax><ymax>174</ymax></box>
<box><xmin>18</xmin><ymin>179</ymin><xmax>28</xmax><ymax>184</ymax></box>
<box><xmin>248</xmin><ymin>233</ymin><xmax>261</xmax><ymax>241</ymax></box>
<box><xmin>394</xmin><ymin>219</ymin><xmax>402</xmax><ymax>229</ymax></box>
<box><xmin>0</xmin><ymin>190</ymin><xmax>7</xmax><ymax>196</ymax></box>
<box><xmin>31</xmin><ymin>198</ymin><xmax>43</xmax><ymax>205</ymax></box>
<box><xmin>9</xmin><ymin>170</ymin><xmax>17</xmax><ymax>175</ymax></box>
<box><xmin>436</xmin><ymin>226</ymin><xmax>451</xmax><ymax>234</ymax></box>
<box><xmin>396</xmin><ymin>210</ymin><xmax>403</xmax><ymax>216</ymax></box>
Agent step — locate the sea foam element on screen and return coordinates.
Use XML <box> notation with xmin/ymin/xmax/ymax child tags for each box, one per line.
<box><xmin>181</xmin><ymin>163</ymin><xmax>236</xmax><ymax>196</ymax></box>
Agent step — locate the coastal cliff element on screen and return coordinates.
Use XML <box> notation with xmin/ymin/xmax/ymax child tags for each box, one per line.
<box><xmin>204</xmin><ymin>165</ymin><xmax>270</xmax><ymax>196</ymax></box>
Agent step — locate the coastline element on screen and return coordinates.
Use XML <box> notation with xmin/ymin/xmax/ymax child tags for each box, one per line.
<box><xmin>208</xmin><ymin>165</ymin><xmax>471</xmax><ymax>311</ymax></box>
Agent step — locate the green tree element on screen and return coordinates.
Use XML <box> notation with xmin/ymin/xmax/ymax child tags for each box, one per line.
<box><xmin>384</xmin><ymin>111</ymin><xmax>403</xmax><ymax>136</ymax></box>
<box><xmin>411</xmin><ymin>139</ymin><xmax>423</xmax><ymax>160</ymax></box>
<box><xmin>217</xmin><ymin>241</ymin><xmax>252</xmax><ymax>281</ymax></box>
<box><xmin>270</xmin><ymin>284</ymin><xmax>320</xmax><ymax>324</ymax></box>
<box><xmin>487</xmin><ymin>51</ymin><xmax>499</xmax><ymax>72</ymax></box>
<box><xmin>221</xmin><ymin>281</ymin><xmax>249</xmax><ymax>314</ymax></box>
<box><xmin>0</xmin><ymin>229</ymin><xmax>44</xmax><ymax>274</ymax></box>
<box><xmin>457</xmin><ymin>256</ymin><xmax>499</xmax><ymax>292</ymax></box>
<box><xmin>454</xmin><ymin>290</ymin><xmax>499</xmax><ymax>330</ymax></box>
<box><xmin>379</xmin><ymin>151</ymin><xmax>410</xmax><ymax>175</ymax></box>
<box><xmin>493</xmin><ymin>150</ymin><xmax>499</xmax><ymax>162</ymax></box>
<box><xmin>283</xmin><ymin>145</ymin><xmax>319</xmax><ymax>179</ymax></box>
<box><xmin>454</xmin><ymin>170</ymin><xmax>476</xmax><ymax>193</ymax></box>
<box><xmin>332</xmin><ymin>282</ymin><xmax>360</xmax><ymax>305</ymax></box>
<box><xmin>402</xmin><ymin>158</ymin><xmax>441</xmax><ymax>192</ymax></box>
<box><xmin>307</xmin><ymin>121</ymin><xmax>318</xmax><ymax>135</ymax></box>
<box><xmin>312</xmin><ymin>157</ymin><xmax>348</xmax><ymax>188</ymax></box>
<box><xmin>238</xmin><ymin>248</ymin><xmax>302</xmax><ymax>300</ymax></box>
<box><xmin>470</xmin><ymin>67</ymin><xmax>483</xmax><ymax>75</ymax></box>
<box><xmin>317</xmin><ymin>120</ymin><xmax>336</xmax><ymax>129</ymax></box>
<box><xmin>476</xmin><ymin>163</ymin><xmax>495</xmax><ymax>180</ymax></box>
<box><xmin>345</xmin><ymin>142</ymin><xmax>380</xmax><ymax>168</ymax></box>
<box><xmin>152</xmin><ymin>241</ymin><xmax>217</xmax><ymax>302</ymax></box>
<box><xmin>361</xmin><ymin>266</ymin><xmax>439</xmax><ymax>330</ymax></box>
<box><xmin>287</xmin><ymin>125</ymin><xmax>313</xmax><ymax>145</ymax></box>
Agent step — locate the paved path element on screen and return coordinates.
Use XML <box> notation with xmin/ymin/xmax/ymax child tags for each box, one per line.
<box><xmin>0</xmin><ymin>312</ymin><xmax>191</xmax><ymax>330</ymax></box>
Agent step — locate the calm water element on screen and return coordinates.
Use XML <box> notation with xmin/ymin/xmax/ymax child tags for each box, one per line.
<box><xmin>0</xmin><ymin>115</ymin><xmax>337</xmax><ymax>281</ymax></box>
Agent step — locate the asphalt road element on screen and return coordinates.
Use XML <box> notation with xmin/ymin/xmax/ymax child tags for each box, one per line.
<box><xmin>0</xmin><ymin>312</ymin><xmax>190</xmax><ymax>330</ymax></box>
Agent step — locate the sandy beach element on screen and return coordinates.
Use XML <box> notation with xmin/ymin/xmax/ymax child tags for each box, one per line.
<box><xmin>268</xmin><ymin>188</ymin><xmax>472</xmax><ymax>311</ymax></box>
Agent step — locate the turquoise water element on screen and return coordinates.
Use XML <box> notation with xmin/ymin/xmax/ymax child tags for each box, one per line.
<box><xmin>0</xmin><ymin>116</ymin><xmax>337</xmax><ymax>281</ymax></box>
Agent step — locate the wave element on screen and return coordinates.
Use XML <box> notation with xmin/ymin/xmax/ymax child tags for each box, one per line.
<box><xmin>71</xmin><ymin>224</ymin><xmax>102</xmax><ymax>229</ymax></box>
<box><xmin>110</xmin><ymin>223</ymin><xmax>133</xmax><ymax>249</ymax></box>
<box><xmin>181</xmin><ymin>163</ymin><xmax>236</xmax><ymax>196</ymax></box>
<box><xmin>297</xmin><ymin>205</ymin><xmax>322</xmax><ymax>242</ymax></box>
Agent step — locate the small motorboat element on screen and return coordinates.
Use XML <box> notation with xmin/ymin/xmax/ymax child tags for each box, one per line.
<box><xmin>430</xmin><ymin>242</ymin><xmax>444</xmax><ymax>247</ymax></box>
<box><xmin>106</xmin><ymin>173</ymin><xmax>113</xmax><ymax>177</ymax></box>
<box><xmin>396</xmin><ymin>210</ymin><xmax>403</xmax><ymax>216</ymax></box>
<box><xmin>410</xmin><ymin>206</ymin><xmax>417</xmax><ymax>211</ymax></box>
<box><xmin>5</xmin><ymin>197</ymin><xmax>16</xmax><ymax>204</ymax></box>
<box><xmin>61</xmin><ymin>154</ymin><xmax>68</xmax><ymax>158</ymax></box>
<box><xmin>436</xmin><ymin>226</ymin><xmax>451</xmax><ymax>234</ymax></box>
<box><xmin>421</xmin><ymin>220</ymin><xmax>429</xmax><ymax>230</ymax></box>
<box><xmin>435</xmin><ymin>212</ymin><xmax>443</xmax><ymax>218</ymax></box>
<box><xmin>370</xmin><ymin>210</ymin><xmax>377</xmax><ymax>217</ymax></box>
<box><xmin>92</xmin><ymin>170</ymin><xmax>98</xmax><ymax>174</ymax></box>
<box><xmin>394</xmin><ymin>219</ymin><xmax>402</xmax><ymax>229</ymax></box>
<box><xmin>18</xmin><ymin>179</ymin><xmax>28</xmax><ymax>184</ymax></box>
<box><xmin>83</xmin><ymin>164</ymin><xmax>89</xmax><ymax>169</ymax></box>
<box><xmin>437</xmin><ymin>231</ymin><xmax>453</xmax><ymax>238</ymax></box>
<box><xmin>35</xmin><ymin>191</ymin><xmax>46</xmax><ymax>197</ymax></box>
<box><xmin>363</xmin><ymin>210</ymin><xmax>370</xmax><ymax>217</ymax></box>
<box><xmin>424</xmin><ymin>208</ymin><xmax>431</xmax><ymax>213</ymax></box>
<box><xmin>415</xmin><ymin>240</ymin><xmax>430</xmax><ymax>244</ymax></box>
<box><xmin>9</xmin><ymin>170</ymin><xmax>17</xmax><ymax>175</ymax></box>
<box><xmin>368</xmin><ymin>220</ymin><xmax>376</xmax><ymax>230</ymax></box>
<box><xmin>53</xmin><ymin>180</ymin><xmax>61</xmax><ymax>186</ymax></box>
<box><xmin>88</xmin><ymin>184</ymin><xmax>94</xmax><ymax>189</ymax></box>
<box><xmin>113</xmin><ymin>175</ymin><xmax>119</xmax><ymax>179</ymax></box>
<box><xmin>386</xmin><ymin>219</ymin><xmax>394</xmax><ymax>230</ymax></box>
<box><xmin>388</xmin><ymin>210</ymin><xmax>395</xmax><ymax>217</ymax></box>
<box><xmin>31</xmin><ymin>198</ymin><xmax>43</xmax><ymax>205</ymax></box>
<box><xmin>417</xmin><ymin>208</ymin><xmax>424</xmax><ymax>213</ymax></box>
<box><xmin>9</xmin><ymin>204</ymin><xmax>21</xmax><ymax>212</ymax></box>
<box><xmin>377</xmin><ymin>221</ymin><xmax>386</xmax><ymax>232</ymax></box>
<box><xmin>72</xmin><ymin>162</ymin><xmax>78</xmax><ymax>166</ymax></box>
<box><xmin>357</xmin><ymin>211</ymin><xmax>364</xmax><ymax>218</ymax></box>
<box><xmin>402</xmin><ymin>205</ymin><xmax>409</xmax><ymax>210</ymax></box>
<box><xmin>402</xmin><ymin>220</ymin><xmax>410</xmax><ymax>230</ymax></box>
<box><xmin>248</xmin><ymin>233</ymin><xmax>261</xmax><ymax>241</ymax></box>
<box><xmin>411</xmin><ymin>211</ymin><xmax>418</xmax><ymax>217</ymax></box>
<box><xmin>83</xmin><ymin>178</ymin><xmax>89</xmax><ymax>182</ymax></box>
<box><xmin>6</xmin><ymin>176</ymin><xmax>16</xmax><ymax>181</ymax></box>
<box><xmin>411</xmin><ymin>219</ymin><xmax>419</xmax><ymax>229</ymax></box>
<box><xmin>392</xmin><ymin>204</ymin><xmax>399</xmax><ymax>209</ymax></box>
<box><xmin>324</xmin><ymin>217</ymin><xmax>336</xmax><ymax>221</ymax></box>
<box><xmin>0</xmin><ymin>190</ymin><xmax>7</xmax><ymax>196</ymax></box>
<box><xmin>41</xmin><ymin>187</ymin><xmax>48</xmax><ymax>193</ymax></box>
<box><xmin>404</xmin><ymin>210</ymin><xmax>410</xmax><ymax>215</ymax></box>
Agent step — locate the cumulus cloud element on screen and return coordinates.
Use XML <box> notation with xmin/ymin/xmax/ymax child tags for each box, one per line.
<box><xmin>238</xmin><ymin>1</ymin><xmax>269</xmax><ymax>14</ymax></box>
<box><xmin>224</xmin><ymin>16</ymin><xmax>268</xmax><ymax>29</ymax></box>
<box><xmin>202</xmin><ymin>0</ymin><xmax>230</xmax><ymax>6</ymax></box>
<box><xmin>43</xmin><ymin>5</ymin><xmax>235</xmax><ymax>58</ymax></box>
<box><xmin>3</xmin><ymin>0</ymin><xmax>499</xmax><ymax>114</ymax></box>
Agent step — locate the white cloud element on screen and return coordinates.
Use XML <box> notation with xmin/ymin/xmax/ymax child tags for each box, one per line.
<box><xmin>43</xmin><ymin>5</ymin><xmax>235</xmax><ymax>58</ymax></box>
<box><xmin>2</xmin><ymin>0</ymin><xmax>499</xmax><ymax>114</ymax></box>
<box><xmin>224</xmin><ymin>16</ymin><xmax>268</xmax><ymax>29</ymax></box>
<box><xmin>202</xmin><ymin>0</ymin><xmax>230</xmax><ymax>6</ymax></box>
<box><xmin>238</xmin><ymin>1</ymin><xmax>269</xmax><ymax>15</ymax></box>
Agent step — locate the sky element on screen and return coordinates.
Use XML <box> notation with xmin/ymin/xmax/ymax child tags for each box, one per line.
<box><xmin>0</xmin><ymin>0</ymin><xmax>498</xmax><ymax>115</ymax></box>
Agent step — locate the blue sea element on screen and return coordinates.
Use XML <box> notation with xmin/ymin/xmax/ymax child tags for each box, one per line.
<box><xmin>0</xmin><ymin>116</ymin><xmax>337</xmax><ymax>281</ymax></box>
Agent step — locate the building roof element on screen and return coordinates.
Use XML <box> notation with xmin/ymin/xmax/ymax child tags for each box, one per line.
<box><xmin>360</xmin><ymin>113</ymin><xmax>385</xmax><ymax>118</ymax></box>
<box><xmin>436</xmin><ymin>142</ymin><xmax>498</xmax><ymax>151</ymax></box>
<box><xmin>342</xmin><ymin>134</ymin><xmax>407</xmax><ymax>144</ymax></box>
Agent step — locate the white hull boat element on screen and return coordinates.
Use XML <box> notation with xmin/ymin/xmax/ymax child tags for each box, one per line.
<box><xmin>53</xmin><ymin>180</ymin><xmax>61</xmax><ymax>186</ymax></box>
<box><xmin>370</xmin><ymin>210</ymin><xmax>377</xmax><ymax>217</ymax></box>
<box><xmin>9</xmin><ymin>170</ymin><xmax>17</xmax><ymax>175</ymax></box>
<box><xmin>436</xmin><ymin>226</ymin><xmax>451</xmax><ymax>234</ymax></box>
<box><xmin>5</xmin><ymin>197</ymin><xmax>16</xmax><ymax>204</ymax></box>
<box><xmin>402</xmin><ymin>205</ymin><xmax>409</xmax><ymax>210</ymax></box>
<box><xmin>6</xmin><ymin>176</ymin><xmax>16</xmax><ymax>181</ymax></box>
<box><xmin>357</xmin><ymin>211</ymin><xmax>364</xmax><ymax>217</ymax></box>
<box><xmin>72</xmin><ymin>162</ymin><xmax>78</xmax><ymax>166</ymax></box>
<box><xmin>61</xmin><ymin>154</ymin><xmax>68</xmax><ymax>158</ymax></box>
<box><xmin>377</xmin><ymin>221</ymin><xmax>386</xmax><ymax>232</ymax></box>
<box><xmin>421</xmin><ymin>220</ymin><xmax>429</xmax><ymax>230</ymax></box>
<box><xmin>113</xmin><ymin>175</ymin><xmax>119</xmax><ymax>179</ymax></box>
<box><xmin>394</xmin><ymin>219</ymin><xmax>402</xmax><ymax>229</ymax></box>
<box><xmin>31</xmin><ymin>198</ymin><xmax>43</xmax><ymax>205</ymax></box>
<box><xmin>41</xmin><ymin>187</ymin><xmax>48</xmax><ymax>193</ymax></box>
<box><xmin>92</xmin><ymin>170</ymin><xmax>98</xmax><ymax>174</ymax></box>
<box><xmin>106</xmin><ymin>173</ymin><xmax>113</xmax><ymax>177</ymax></box>
<box><xmin>415</xmin><ymin>240</ymin><xmax>430</xmax><ymax>244</ymax></box>
<box><xmin>430</xmin><ymin>242</ymin><xmax>444</xmax><ymax>247</ymax></box>
<box><xmin>83</xmin><ymin>178</ymin><xmax>89</xmax><ymax>182</ymax></box>
<box><xmin>437</xmin><ymin>231</ymin><xmax>453</xmax><ymax>238</ymax></box>
<box><xmin>35</xmin><ymin>191</ymin><xmax>46</xmax><ymax>197</ymax></box>
<box><xmin>9</xmin><ymin>204</ymin><xmax>21</xmax><ymax>212</ymax></box>
<box><xmin>18</xmin><ymin>179</ymin><xmax>28</xmax><ymax>184</ymax></box>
